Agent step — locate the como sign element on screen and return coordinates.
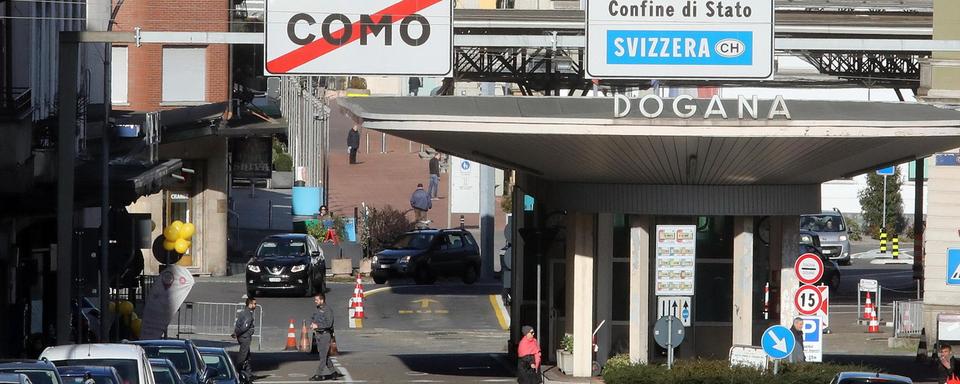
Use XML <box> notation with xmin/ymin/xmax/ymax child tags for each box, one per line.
<box><xmin>587</xmin><ymin>0</ymin><xmax>774</xmax><ymax>79</ymax></box>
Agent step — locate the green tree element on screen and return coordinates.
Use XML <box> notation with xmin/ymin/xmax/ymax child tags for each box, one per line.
<box><xmin>858</xmin><ymin>168</ymin><xmax>907</xmax><ymax>237</ymax></box>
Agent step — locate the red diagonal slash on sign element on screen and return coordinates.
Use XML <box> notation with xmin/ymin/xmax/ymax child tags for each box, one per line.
<box><xmin>267</xmin><ymin>0</ymin><xmax>442</xmax><ymax>73</ymax></box>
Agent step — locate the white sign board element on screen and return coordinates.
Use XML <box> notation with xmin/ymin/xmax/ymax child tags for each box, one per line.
<box><xmin>449</xmin><ymin>156</ymin><xmax>480</xmax><ymax>213</ymax></box>
<box><xmin>729</xmin><ymin>345</ymin><xmax>768</xmax><ymax>370</ymax></box>
<box><xmin>586</xmin><ymin>0</ymin><xmax>774</xmax><ymax>79</ymax></box>
<box><xmin>859</xmin><ymin>278</ymin><xmax>879</xmax><ymax>292</ymax></box>
<box><xmin>140</xmin><ymin>265</ymin><xmax>196</xmax><ymax>339</ymax></box>
<box><xmin>658</xmin><ymin>296</ymin><xmax>692</xmax><ymax>327</ymax></box>
<box><xmin>655</xmin><ymin>225</ymin><xmax>696</xmax><ymax>296</ymax></box>
<box><xmin>264</xmin><ymin>0</ymin><xmax>452</xmax><ymax>75</ymax></box>
<box><xmin>801</xmin><ymin>316</ymin><xmax>823</xmax><ymax>362</ymax></box>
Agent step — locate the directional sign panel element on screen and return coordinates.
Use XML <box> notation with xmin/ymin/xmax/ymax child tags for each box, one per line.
<box><xmin>795</xmin><ymin>285</ymin><xmax>823</xmax><ymax>316</ymax></box>
<box><xmin>876</xmin><ymin>166</ymin><xmax>896</xmax><ymax>176</ymax></box>
<box><xmin>795</xmin><ymin>253</ymin><xmax>824</xmax><ymax>285</ymax></box>
<box><xmin>658</xmin><ymin>296</ymin><xmax>692</xmax><ymax>327</ymax></box>
<box><xmin>761</xmin><ymin>325</ymin><xmax>795</xmax><ymax>360</ymax></box>
<box><xmin>948</xmin><ymin>249</ymin><xmax>960</xmax><ymax>285</ymax></box>
<box><xmin>264</xmin><ymin>0</ymin><xmax>452</xmax><ymax>75</ymax></box>
<box><xmin>586</xmin><ymin>0</ymin><xmax>774</xmax><ymax>79</ymax></box>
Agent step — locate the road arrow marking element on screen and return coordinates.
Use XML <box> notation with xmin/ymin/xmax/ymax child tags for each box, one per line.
<box><xmin>767</xmin><ymin>330</ymin><xmax>787</xmax><ymax>353</ymax></box>
<box><xmin>412</xmin><ymin>298</ymin><xmax>439</xmax><ymax>309</ymax></box>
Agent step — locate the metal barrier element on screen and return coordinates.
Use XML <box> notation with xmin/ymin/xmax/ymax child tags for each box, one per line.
<box><xmin>893</xmin><ymin>300</ymin><xmax>923</xmax><ymax>338</ymax></box>
<box><xmin>175</xmin><ymin>301</ymin><xmax>263</xmax><ymax>350</ymax></box>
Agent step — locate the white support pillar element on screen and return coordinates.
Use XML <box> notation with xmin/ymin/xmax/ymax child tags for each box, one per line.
<box><xmin>596</xmin><ymin>213</ymin><xmax>614</xmax><ymax>365</ymax></box>
<box><xmin>572</xmin><ymin>213</ymin><xmax>596</xmax><ymax>377</ymax></box>
<box><xmin>732</xmin><ymin>216</ymin><xmax>754</xmax><ymax>345</ymax></box>
<box><xmin>629</xmin><ymin>216</ymin><xmax>652</xmax><ymax>364</ymax></box>
<box><xmin>779</xmin><ymin>217</ymin><xmax>801</xmax><ymax>325</ymax></box>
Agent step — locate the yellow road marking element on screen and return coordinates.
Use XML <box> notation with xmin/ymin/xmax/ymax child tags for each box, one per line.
<box><xmin>489</xmin><ymin>295</ymin><xmax>509</xmax><ymax>331</ymax></box>
<box><xmin>363</xmin><ymin>286</ymin><xmax>392</xmax><ymax>298</ymax></box>
<box><xmin>412</xmin><ymin>298</ymin><xmax>439</xmax><ymax>309</ymax></box>
<box><xmin>399</xmin><ymin>310</ymin><xmax>414</xmax><ymax>314</ymax></box>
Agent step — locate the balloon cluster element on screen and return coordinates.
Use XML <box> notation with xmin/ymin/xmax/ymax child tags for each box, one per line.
<box><xmin>161</xmin><ymin>220</ymin><xmax>195</xmax><ymax>254</ymax></box>
<box><xmin>108</xmin><ymin>300</ymin><xmax>142</xmax><ymax>339</ymax></box>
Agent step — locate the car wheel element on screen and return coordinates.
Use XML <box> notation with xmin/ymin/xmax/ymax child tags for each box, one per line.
<box><xmin>841</xmin><ymin>259</ymin><xmax>852</xmax><ymax>266</ymax></box>
<box><xmin>414</xmin><ymin>266</ymin><xmax>434</xmax><ymax>285</ymax></box>
<box><xmin>462</xmin><ymin>265</ymin><xmax>478</xmax><ymax>284</ymax></box>
<box><xmin>373</xmin><ymin>275</ymin><xmax>387</xmax><ymax>284</ymax></box>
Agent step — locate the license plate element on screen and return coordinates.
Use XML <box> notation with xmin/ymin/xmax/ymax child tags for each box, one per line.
<box><xmin>823</xmin><ymin>249</ymin><xmax>833</xmax><ymax>254</ymax></box>
<box><xmin>269</xmin><ymin>277</ymin><xmax>281</xmax><ymax>282</ymax></box>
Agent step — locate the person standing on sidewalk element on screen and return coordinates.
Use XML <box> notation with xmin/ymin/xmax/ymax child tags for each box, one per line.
<box><xmin>410</xmin><ymin>183</ymin><xmax>432</xmax><ymax>226</ymax></box>
<box><xmin>428</xmin><ymin>152</ymin><xmax>441</xmax><ymax>200</ymax></box>
<box><xmin>310</xmin><ymin>293</ymin><xmax>342</xmax><ymax>381</ymax></box>
<box><xmin>232</xmin><ymin>298</ymin><xmax>257</xmax><ymax>383</ymax></box>
<box><xmin>347</xmin><ymin>125</ymin><xmax>360</xmax><ymax>164</ymax></box>
<box><xmin>517</xmin><ymin>325</ymin><xmax>541</xmax><ymax>384</ymax></box>
<box><xmin>934</xmin><ymin>344</ymin><xmax>960</xmax><ymax>384</ymax></box>
<box><xmin>788</xmin><ymin>317</ymin><xmax>806</xmax><ymax>363</ymax></box>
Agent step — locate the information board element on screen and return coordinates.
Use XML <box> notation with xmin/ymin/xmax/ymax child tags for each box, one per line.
<box><xmin>655</xmin><ymin>225</ymin><xmax>696</xmax><ymax>296</ymax></box>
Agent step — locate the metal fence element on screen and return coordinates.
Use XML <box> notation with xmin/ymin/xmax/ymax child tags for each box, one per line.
<box><xmin>175</xmin><ymin>302</ymin><xmax>264</xmax><ymax>350</ymax></box>
<box><xmin>279</xmin><ymin>77</ymin><xmax>330</xmax><ymax>199</ymax></box>
<box><xmin>893</xmin><ymin>300</ymin><xmax>923</xmax><ymax>338</ymax></box>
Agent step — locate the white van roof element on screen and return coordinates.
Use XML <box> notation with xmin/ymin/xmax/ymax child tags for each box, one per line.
<box><xmin>40</xmin><ymin>344</ymin><xmax>145</xmax><ymax>361</ymax></box>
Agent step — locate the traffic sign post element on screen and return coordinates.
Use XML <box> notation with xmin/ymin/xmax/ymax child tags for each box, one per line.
<box><xmin>800</xmin><ymin>316</ymin><xmax>823</xmax><ymax>362</ymax></box>
<box><xmin>794</xmin><ymin>253</ymin><xmax>824</xmax><ymax>285</ymax></box>
<box><xmin>947</xmin><ymin>249</ymin><xmax>960</xmax><ymax>285</ymax></box>
<box><xmin>264</xmin><ymin>0</ymin><xmax>453</xmax><ymax>75</ymax></box>
<box><xmin>654</xmin><ymin>316</ymin><xmax>685</xmax><ymax>369</ymax></box>
<box><xmin>761</xmin><ymin>324</ymin><xmax>795</xmax><ymax>374</ymax></box>
<box><xmin>795</xmin><ymin>285</ymin><xmax>823</xmax><ymax>316</ymax></box>
<box><xmin>658</xmin><ymin>296</ymin><xmax>692</xmax><ymax>327</ymax></box>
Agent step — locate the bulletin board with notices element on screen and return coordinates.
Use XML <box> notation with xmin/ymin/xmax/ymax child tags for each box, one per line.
<box><xmin>655</xmin><ymin>225</ymin><xmax>697</xmax><ymax>296</ymax></box>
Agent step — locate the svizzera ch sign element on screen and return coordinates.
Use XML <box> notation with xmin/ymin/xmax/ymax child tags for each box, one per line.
<box><xmin>265</xmin><ymin>0</ymin><xmax>452</xmax><ymax>75</ymax></box>
<box><xmin>586</xmin><ymin>0</ymin><xmax>774</xmax><ymax>79</ymax></box>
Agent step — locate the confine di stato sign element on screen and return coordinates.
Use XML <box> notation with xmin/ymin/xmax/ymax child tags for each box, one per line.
<box><xmin>586</xmin><ymin>0</ymin><xmax>774</xmax><ymax>79</ymax></box>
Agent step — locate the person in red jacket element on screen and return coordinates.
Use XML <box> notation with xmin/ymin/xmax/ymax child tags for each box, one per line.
<box><xmin>517</xmin><ymin>326</ymin><xmax>541</xmax><ymax>384</ymax></box>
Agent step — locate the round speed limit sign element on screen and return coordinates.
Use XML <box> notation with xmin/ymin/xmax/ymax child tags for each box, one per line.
<box><xmin>794</xmin><ymin>285</ymin><xmax>823</xmax><ymax>315</ymax></box>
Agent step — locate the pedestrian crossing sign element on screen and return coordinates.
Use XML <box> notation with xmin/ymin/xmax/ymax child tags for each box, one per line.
<box><xmin>947</xmin><ymin>248</ymin><xmax>960</xmax><ymax>286</ymax></box>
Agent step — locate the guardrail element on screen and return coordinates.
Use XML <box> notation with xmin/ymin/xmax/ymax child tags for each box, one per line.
<box><xmin>893</xmin><ymin>300</ymin><xmax>923</xmax><ymax>338</ymax></box>
<box><xmin>175</xmin><ymin>301</ymin><xmax>263</xmax><ymax>350</ymax></box>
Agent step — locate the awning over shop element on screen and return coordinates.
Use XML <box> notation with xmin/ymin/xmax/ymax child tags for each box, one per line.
<box><xmin>76</xmin><ymin>159</ymin><xmax>184</xmax><ymax>206</ymax></box>
<box><xmin>337</xmin><ymin>96</ymin><xmax>960</xmax><ymax>185</ymax></box>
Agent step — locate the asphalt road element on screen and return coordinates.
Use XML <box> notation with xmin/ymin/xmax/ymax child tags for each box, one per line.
<box><xmin>832</xmin><ymin>241</ymin><xmax>919</xmax><ymax>303</ymax></box>
<box><xmin>182</xmin><ymin>276</ymin><xmax>514</xmax><ymax>383</ymax></box>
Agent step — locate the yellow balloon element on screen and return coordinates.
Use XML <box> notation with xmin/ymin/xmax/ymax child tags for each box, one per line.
<box><xmin>131</xmin><ymin>318</ymin><xmax>142</xmax><ymax>339</ymax></box>
<box><xmin>130</xmin><ymin>312</ymin><xmax>139</xmax><ymax>321</ymax></box>
<box><xmin>163</xmin><ymin>240</ymin><xmax>176</xmax><ymax>251</ymax></box>
<box><xmin>174</xmin><ymin>238</ymin><xmax>190</xmax><ymax>254</ymax></box>
<box><xmin>178</xmin><ymin>222</ymin><xmax>196</xmax><ymax>240</ymax></box>
<box><xmin>164</xmin><ymin>221</ymin><xmax>184</xmax><ymax>241</ymax></box>
<box><xmin>108</xmin><ymin>301</ymin><xmax>117</xmax><ymax>313</ymax></box>
<box><xmin>119</xmin><ymin>301</ymin><xmax>134</xmax><ymax>316</ymax></box>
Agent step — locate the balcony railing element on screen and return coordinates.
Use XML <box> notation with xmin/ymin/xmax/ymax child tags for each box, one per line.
<box><xmin>0</xmin><ymin>87</ymin><xmax>32</xmax><ymax>121</ymax></box>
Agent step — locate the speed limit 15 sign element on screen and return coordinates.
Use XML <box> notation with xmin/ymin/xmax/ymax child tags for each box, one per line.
<box><xmin>795</xmin><ymin>285</ymin><xmax>823</xmax><ymax>316</ymax></box>
<box><xmin>264</xmin><ymin>0</ymin><xmax>452</xmax><ymax>75</ymax></box>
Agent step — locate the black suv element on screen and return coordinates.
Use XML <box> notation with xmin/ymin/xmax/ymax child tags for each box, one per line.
<box><xmin>371</xmin><ymin>229</ymin><xmax>481</xmax><ymax>285</ymax></box>
<box><xmin>246</xmin><ymin>234</ymin><xmax>327</xmax><ymax>297</ymax></box>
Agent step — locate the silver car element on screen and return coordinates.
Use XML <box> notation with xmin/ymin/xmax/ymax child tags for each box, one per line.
<box><xmin>801</xmin><ymin>210</ymin><xmax>852</xmax><ymax>265</ymax></box>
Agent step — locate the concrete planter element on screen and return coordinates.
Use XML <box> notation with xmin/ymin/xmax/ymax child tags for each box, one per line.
<box><xmin>271</xmin><ymin>171</ymin><xmax>293</xmax><ymax>189</ymax></box>
<box><xmin>557</xmin><ymin>350</ymin><xmax>573</xmax><ymax>375</ymax></box>
<box><xmin>330</xmin><ymin>258</ymin><xmax>353</xmax><ymax>276</ymax></box>
<box><xmin>358</xmin><ymin>259</ymin><xmax>373</xmax><ymax>275</ymax></box>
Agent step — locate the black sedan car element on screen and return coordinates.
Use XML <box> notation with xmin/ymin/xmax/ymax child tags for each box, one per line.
<box><xmin>131</xmin><ymin>340</ymin><xmax>216</xmax><ymax>384</ymax></box>
<box><xmin>371</xmin><ymin>229</ymin><xmax>481</xmax><ymax>285</ymax></box>
<box><xmin>246</xmin><ymin>234</ymin><xmax>326</xmax><ymax>297</ymax></box>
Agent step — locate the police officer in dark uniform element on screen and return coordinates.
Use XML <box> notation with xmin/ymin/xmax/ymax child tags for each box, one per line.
<box><xmin>310</xmin><ymin>293</ymin><xmax>342</xmax><ymax>381</ymax></box>
<box><xmin>232</xmin><ymin>297</ymin><xmax>257</xmax><ymax>383</ymax></box>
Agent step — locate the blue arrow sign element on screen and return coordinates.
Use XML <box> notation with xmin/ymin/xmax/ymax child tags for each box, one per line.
<box><xmin>876</xmin><ymin>166</ymin><xmax>896</xmax><ymax>176</ymax></box>
<box><xmin>761</xmin><ymin>325</ymin><xmax>795</xmax><ymax>360</ymax></box>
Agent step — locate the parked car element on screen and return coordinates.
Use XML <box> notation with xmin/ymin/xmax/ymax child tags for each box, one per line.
<box><xmin>0</xmin><ymin>361</ymin><xmax>63</xmax><ymax>384</ymax></box>
<box><xmin>196</xmin><ymin>348</ymin><xmax>238</xmax><ymax>384</ymax></box>
<box><xmin>57</xmin><ymin>366</ymin><xmax>123</xmax><ymax>384</ymax></box>
<box><xmin>371</xmin><ymin>228</ymin><xmax>481</xmax><ymax>285</ymax></box>
<box><xmin>130</xmin><ymin>340</ymin><xmax>215</xmax><ymax>384</ymax></box>
<box><xmin>801</xmin><ymin>210</ymin><xmax>852</xmax><ymax>265</ymax></box>
<box><xmin>800</xmin><ymin>230</ymin><xmax>842</xmax><ymax>293</ymax></box>
<box><xmin>147</xmin><ymin>359</ymin><xmax>183</xmax><ymax>384</ymax></box>
<box><xmin>246</xmin><ymin>234</ymin><xmax>327</xmax><ymax>297</ymax></box>
<box><xmin>0</xmin><ymin>374</ymin><xmax>32</xmax><ymax>384</ymax></box>
<box><xmin>40</xmin><ymin>344</ymin><xmax>156</xmax><ymax>384</ymax></box>
<box><xmin>829</xmin><ymin>371</ymin><xmax>912</xmax><ymax>384</ymax></box>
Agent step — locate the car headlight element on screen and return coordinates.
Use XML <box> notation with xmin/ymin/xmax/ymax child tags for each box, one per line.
<box><xmin>839</xmin><ymin>235</ymin><xmax>848</xmax><ymax>242</ymax></box>
<box><xmin>291</xmin><ymin>265</ymin><xmax>306</xmax><ymax>273</ymax></box>
<box><xmin>400</xmin><ymin>256</ymin><xmax>411</xmax><ymax>264</ymax></box>
<box><xmin>800</xmin><ymin>235</ymin><xmax>812</xmax><ymax>244</ymax></box>
<box><xmin>371</xmin><ymin>256</ymin><xmax>379</xmax><ymax>265</ymax></box>
<box><xmin>247</xmin><ymin>265</ymin><xmax>261</xmax><ymax>273</ymax></box>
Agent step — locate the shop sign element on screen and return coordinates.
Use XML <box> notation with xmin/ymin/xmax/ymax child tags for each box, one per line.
<box><xmin>613</xmin><ymin>94</ymin><xmax>791</xmax><ymax>120</ymax></box>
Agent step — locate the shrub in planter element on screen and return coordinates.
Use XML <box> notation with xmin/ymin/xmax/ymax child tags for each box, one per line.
<box><xmin>602</xmin><ymin>355</ymin><xmax>871</xmax><ymax>384</ymax></box>
<box><xmin>360</xmin><ymin>205</ymin><xmax>413</xmax><ymax>256</ymax></box>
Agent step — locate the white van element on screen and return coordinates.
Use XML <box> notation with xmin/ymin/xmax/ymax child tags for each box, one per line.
<box><xmin>40</xmin><ymin>344</ymin><xmax>156</xmax><ymax>384</ymax></box>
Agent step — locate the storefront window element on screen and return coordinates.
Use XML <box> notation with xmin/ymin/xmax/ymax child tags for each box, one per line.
<box><xmin>694</xmin><ymin>216</ymin><xmax>733</xmax><ymax>323</ymax></box>
<box><xmin>166</xmin><ymin>191</ymin><xmax>195</xmax><ymax>267</ymax></box>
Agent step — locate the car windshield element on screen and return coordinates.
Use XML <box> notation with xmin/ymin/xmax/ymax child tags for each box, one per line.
<box><xmin>256</xmin><ymin>239</ymin><xmax>307</xmax><ymax>258</ymax></box>
<box><xmin>140</xmin><ymin>347</ymin><xmax>192</xmax><ymax>375</ymax></box>
<box><xmin>0</xmin><ymin>370</ymin><xmax>59</xmax><ymax>384</ymax></box>
<box><xmin>149</xmin><ymin>367</ymin><xmax>177</xmax><ymax>384</ymax></box>
<box><xmin>200</xmin><ymin>355</ymin><xmax>233</xmax><ymax>380</ymax></box>
<box><xmin>61</xmin><ymin>374</ymin><xmax>116</xmax><ymax>384</ymax></box>
<box><xmin>388</xmin><ymin>233</ymin><xmax>435</xmax><ymax>250</ymax></box>
<box><xmin>801</xmin><ymin>215</ymin><xmax>845</xmax><ymax>232</ymax></box>
<box><xmin>54</xmin><ymin>361</ymin><xmax>137</xmax><ymax>384</ymax></box>
<box><xmin>838</xmin><ymin>379</ymin><xmax>910</xmax><ymax>384</ymax></box>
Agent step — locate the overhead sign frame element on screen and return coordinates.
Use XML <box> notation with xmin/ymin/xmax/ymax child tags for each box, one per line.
<box><xmin>585</xmin><ymin>0</ymin><xmax>775</xmax><ymax>79</ymax></box>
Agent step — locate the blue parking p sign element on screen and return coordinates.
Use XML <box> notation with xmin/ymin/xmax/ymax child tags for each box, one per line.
<box><xmin>947</xmin><ymin>249</ymin><xmax>960</xmax><ymax>285</ymax></box>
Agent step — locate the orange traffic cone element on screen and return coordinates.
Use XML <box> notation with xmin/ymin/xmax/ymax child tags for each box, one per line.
<box><xmin>863</xmin><ymin>292</ymin><xmax>875</xmax><ymax>321</ymax></box>
<box><xmin>285</xmin><ymin>318</ymin><xmax>298</xmax><ymax>350</ymax></box>
<box><xmin>299</xmin><ymin>320</ymin><xmax>311</xmax><ymax>352</ymax></box>
<box><xmin>353</xmin><ymin>275</ymin><xmax>365</xmax><ymax>320</ymax></box>
<box><xmin>868</xmin><ymin>305</ymin><xmax>880</xmax><ymax>333</ymax></box>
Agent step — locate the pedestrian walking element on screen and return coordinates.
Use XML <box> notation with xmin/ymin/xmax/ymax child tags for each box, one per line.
<box><xmin>310</xmin><ymin>293</ymin><xmax>343</xmax><ymax>381</ymax></box>
<box><xmin>428</xmin><ymin>152</ymin><xmax>441</xmax><ymax>200</ymax></box>
<box><xmin>347</xmin><ymin>125</ymin><xmax>360</xmax><ymax>164</ymax></box>
<box><xmin>232</xmin><ymin>298</ymin><xmax>257</xmax><ymax>383</ymax></box>
<box><xmin>409</xmin><ymin>77</ymin><xmax>422</xmax><ymax>96</ymax></box>
<box><xmin>934</xmin><ymin>344</ymin><xmax>960</xmax><ymax>384</ymax></box>
<box><xmin>517</xmin><ymin>326</ymin><xmax>541</xmax><ymax>384</ymax></box>
<box><xmin>788</xmin><ymin>317</ymin><xmax>806</xmax><ymax>363</ymax></box>
<box><xmin>410</xmin><ymin>183</ymin><xmax>432</xmax><ymax>226</ymax></box>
